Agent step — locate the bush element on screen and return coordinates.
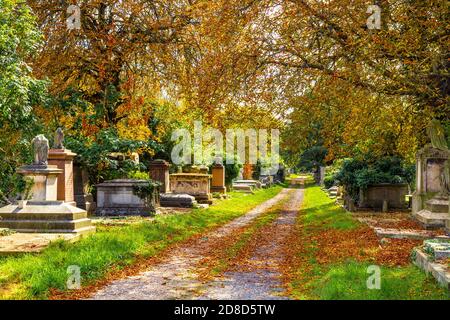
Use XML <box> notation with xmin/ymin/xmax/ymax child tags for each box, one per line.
<box><xmin>324</xmin><ymin>176</ymin><xmax>335</xmax><ymax>189</ymax></box>
<box><xmin>65</xmin><ymin>128</ymin><xmax>153</xmax><ymax>186</ymax></box>
<box><xmin>333</xmin><ymin>156</ymin><xmax>414</xmax><ymax>201</ymax></box>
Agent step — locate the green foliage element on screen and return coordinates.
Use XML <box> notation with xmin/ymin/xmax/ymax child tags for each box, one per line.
<box><xmin>132</xmin><ymin>180</ymin><xmax>161</xmax><ymax>213</ymax></box>
<box><xmin>0</xmin><ymin>0</ymin><xmax>48</xmax><ymax>202</ymax></box>
<box><xmin>127</xmin><ymin>171</ymin><xmax>150</xmax><ymax>180</ymax></box>
<box><xmin>297</xmin><ymin>146</ymin><xmax>328</xmax><ymax>172</ymax></box>
<box><xmin>333</xmin><ymin>157</ymin><xmax>415</xmax><ymax>201</ymax></box>
<box><xmin>0</xmin><ymin>0</ymin><xmax>47</xmax><ymax>127</ymax></box>
<box><xmin>225</xmin><ymin>162</ymin><xmax>241</xmax><ymax>187</ymax></box>
<box><xmin>65</xmin><ymin>128</ymin><xmax>160</xmax><ymax>186</ymax></box>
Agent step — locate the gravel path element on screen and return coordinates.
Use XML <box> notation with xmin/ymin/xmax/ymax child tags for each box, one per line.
<box><xmin>90</xmin><ymin>188</ymin><xmax>303</xmax><ymax>300</ymax></box>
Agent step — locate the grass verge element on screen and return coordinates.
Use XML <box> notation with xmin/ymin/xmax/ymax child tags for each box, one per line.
<box><xmin>0</xmin><ymin>186</ymin><xmax>282</xmax><ymax>300</ymax></box>
<box><xmin>285</xmin><ymin>185</ymin><xmax>448</xmax><ymax>300</ymax></box>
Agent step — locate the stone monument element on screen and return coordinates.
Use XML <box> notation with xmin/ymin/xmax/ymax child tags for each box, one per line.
<box><xmin>73</xmin><ymin>162</ymin><xmax>96</xmax><ymax>214</ymax></box>
<box><xmin>0</xmin><ymin>134</ymin><xmax>95</xmax><ymax>236</ymax></box>
<box><xmin>149</xmin><ymin>159</ymin><xmax>170</xmax><ymax>193</ymax></box>
<box><xmin>17</xmin><ymin>135</ymin><xmax>62</xmax><ymax>201</ymax></box>
<box><xmin>170</xmin><ymin>173</ymin><xmax>213</xmax><ymax>204</ymax></box>
<box><xmin>211</xmin><ymin>163</ymin><xmax>226</xmax><ymax>194</ymax></box>
<box><xmin>413</xmin><ymin>120</ymin><xmax>450</xmax><ymax>229</ymax></box>
<box><xmin>96</xmin><ymin>179</ymin><xmax>160</xmax><ymax>216</ymax></box>
<box><xmin>48</xmin><ymin>128</ymin><xmax>77</xmax><ymax>206</ymax></box>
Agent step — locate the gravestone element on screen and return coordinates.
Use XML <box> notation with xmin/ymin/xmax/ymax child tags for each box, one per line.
<box><xmin>73</xmin><ymin>163</ymin><xmax>96</xmax><ymax>214</ymax></box>
<box><xmin>319</xmin><ymin>166</ymin><xmax>326</xmax><ymax>186</ymax></box>
<box><xmin>211</xmin><ymin>163</ymin><xmax>226</xmax><ymax>194</ymax></box>
<box><xmin>149</xmin><ymin>159</ymin><xmax>170</xmax><ymax>193</ymax></box>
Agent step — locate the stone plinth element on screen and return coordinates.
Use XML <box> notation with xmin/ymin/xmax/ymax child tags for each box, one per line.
<box><xmin>17</xmin><ymin>165</ymin><xmax>62</xmax><ymax>201</ymax></box>
<box><xmin>48</xmin><ymin>149</ymin><xmax>76</xmax><ymax>205</ymax></box>
<box><xmin>73</xmin><ymin>163</ymin><xmax>96</xmax><ymax>214</ymax></box>
<box><xmin>211</xmin><ymin>163</ymin><xmax>226</xmax><ymax>194</ymax></box>
<box><xmin>96</xmin><ymin>179</ymin><xmax>160</xmax><ymax>216</ymax></box>
<box><xmin>358</xmin><ymin>184</ymin><xmax>409</xmax><ymax>210</ymax></box>
<box><xmin>414</xmin><ymin>195</ymin><xmax>449</xmax><ymax>229</ymax></box>
<box><xmin>0</xmin><ymin>201</ymin><xmax>95</xmax><ymax>236</ymax></box>
<box><xmin>170</xmin><ymin>173</ymin><xmax>212</xmax><ymax>204</ymax></box>
<box><xmin>234</xmin><ymin>180</ymin><xmax>262</xmax><ymax>189</ymax></box>
<box><xmin>149</xmin><ymin>159</ymin><xmax>170</xmax><ymax>193</ymax></box>
<box><xmin>160</xmin><ymin>194</ymin><xmax>197</xmax><ymax>208</ymax></box>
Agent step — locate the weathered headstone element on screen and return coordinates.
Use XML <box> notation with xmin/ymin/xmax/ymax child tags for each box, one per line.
<box><xmin>211</xmin><ymin>163</ymin><xmax>226</xmax><ymax>194</ymax></box>
<box><xmin>73</xmin><ymin>163</ymin><xmax>96</xmax><ymax>214</ymax></box>
<box><xmin>149</xmin><ymin>159</ymin><xmax>170</xmax><ymax>193</ymax></box>
<box><xmin>319</xmin><ymin>166</ymin><xmax>326</xmax><ymax>186</ymax></box>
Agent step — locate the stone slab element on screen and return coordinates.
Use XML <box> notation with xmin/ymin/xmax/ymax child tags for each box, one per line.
<box><xmin>160</xmin><ymin>194</ymin><xmax>197</xmax><ymax>208</ymax></box>
<box><xmin>0</xmin><ymin>232</ymin><xmax>80</xmax><ymax>255</ymax></box>
<box><xmin>232</xmin><ymin>184</ymin><xmax>254</xmax><ymax>194</ymax></box>
<box><xmin>0</xmin><ymin>202</ymin><xmax>96</xmax><ymax>235</ymax></box>
<box><xmin>414</xmin><ymin>248</ymin><xmax>450</xmax><ymax>290</ymax></box>
<box><xmin>424</xmin><ymin>239</ymin><xmax>450</xmax><ymax>260</ymax></box>
<box><xmin>374</xmin><ymin>227</ymin><xmax>441</xmax><ymax>241</ymax></box>
<box><xmin>414</xmin><ymin>210</ymin><xmax>449</xmax><ymax>229</ymax></box>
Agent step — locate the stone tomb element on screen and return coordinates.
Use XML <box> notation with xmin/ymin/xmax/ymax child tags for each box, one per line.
<box><xmin>170</xmin><ymin>173</ymin><xmax>213</xmax><ymax>204</ymax></box>
<box><xmin>412</xmin><ymin>145</ymin><xmax>450</xmax><ymax>228</ymax></box>
<box><xmin>0</xmin><ymin>134</ymin><xmax>95</xmax><ymax>236</ymax></box>
<box><xmin>96</xmin><ymin>179</ymin><xmax>160</xmax><ymax>216</ymax></box>
<box><xmin>0</xmin><ymin>201</ymin><xmax>95</xmax><ymax>236</ymax></box>
<box><xmin>359</xmin><ymin>183</ymin><xmax>409</xmax><ymax>210</ymax></box>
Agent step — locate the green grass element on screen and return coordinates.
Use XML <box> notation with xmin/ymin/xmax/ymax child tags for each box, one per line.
<box><xmin>289</xmin><ymin>185</ymin><xmax>449</xmax><ymax>300</ymax></box>
<box><xmin>0</xmin><ymin>186</ymin><xmax>282</xmax><ymax>300</ymax></box>
<box><xmin>311</xmin><ymin>261</ymin><xmax>449</xmax><ymax>300</ymax></box>
<box><xmin>302</xmin><ymin>186</ymin><xmax>359</xmax><ymax>231</ymax></box>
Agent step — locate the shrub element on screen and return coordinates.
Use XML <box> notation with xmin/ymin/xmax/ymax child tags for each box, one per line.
<box><xmin>333</xmin><ymin>156</ymin><xmax>414</xmax><ymax>201</ymax></box>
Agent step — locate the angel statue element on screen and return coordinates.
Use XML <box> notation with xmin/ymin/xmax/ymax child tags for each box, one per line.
<box><xmin>427</xmin><ymin>119</ymin><xmax>450</xmax><ymax>197</ymax></box>
<box><xmin>32</xmin><ymin>135</ymin><xmax>49</xmax><ymax>165</ymax></box>
<box><xmin>53</xmin><ymin>128</ymin><xmax>65</xmax><ymax>149</ymax></box>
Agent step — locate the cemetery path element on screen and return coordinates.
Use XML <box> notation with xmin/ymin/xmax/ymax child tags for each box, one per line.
<box><xmin>90</xmin><ymin>188</ymin><xmax>303</xmax><ymax>300</ymax></box>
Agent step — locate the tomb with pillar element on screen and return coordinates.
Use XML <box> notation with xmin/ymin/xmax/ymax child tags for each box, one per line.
<box><xmin>412</xmin><ymin>120</ymin><xmax>450</xmax><ymax>230</ymax></box>
<box><xmin>0</xmin><ymin>133</ymin><xmax>95</xmax><ymax>237</ymax></box>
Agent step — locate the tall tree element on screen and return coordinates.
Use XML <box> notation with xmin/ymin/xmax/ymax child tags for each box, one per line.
<box><xmin>0</xmin><ymin>0</ymin><xmax>47</xmax><ymax>201</ymax></box>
